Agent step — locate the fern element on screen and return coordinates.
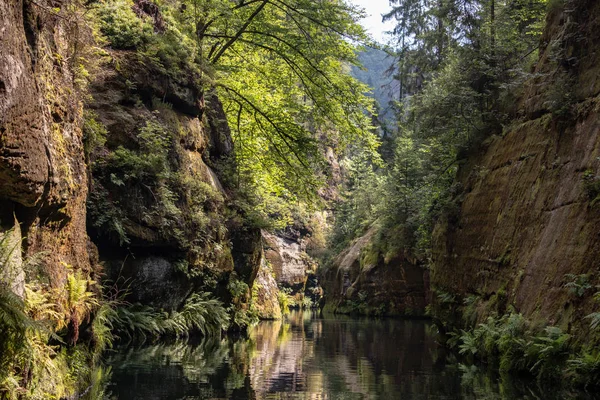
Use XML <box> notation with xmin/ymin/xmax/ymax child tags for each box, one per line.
<box><xmin>175</xmin><ymin>293</ymin><xmax>229</xmax><ymax>337</ymax></box>
<box><xmin>563</xmin><ymin>273</ymin><xmax>592</xmax><ymax>297</ymax></box>
<box><xmin>112</xmin><ymin>304</ymin><xmax>163</xmax><ymax>342</ymax></box>
<box><xmin>91</xmin><ymin>302</ymin><xmax>117</xmax><ymax>355</ymax></box>
<box><xmin>568</xmin><ymin>351</ymin><xmax>600</xmax><ymax>386</ymax></box>
<box><xmin>529</xmin><ymin>327</ymin><xmax>571</xmax><ymax>379</ymax></box>
<box><xmin>586</xmin><ymin>311</ymin><xmax>600</xmax><ymax>330</ymax></box>
<box><xmin>110</xmin><ymin>293</ymin><xmax>230</xmax><ymax>342</ymax></box>
<box><xmin>0</xmin><ymin>285</ymin><xmax>29</xmax><ymax>334</ymax></box>
<box><xmin>458</xmin><ymin>330</ymin><xmax>479</xmax><ymax>356</ymax></box>
<box><xmin>63</xmin><ymin>269</ymin><xmax>100</xmax><ymax>345</ymax></box>
<box><xmin>0</xmin><ymin>284</ymin><xmax>29</xmax><ymax>375</ymax></box>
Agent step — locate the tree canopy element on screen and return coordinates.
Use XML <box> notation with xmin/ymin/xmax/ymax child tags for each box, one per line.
<box><xmin>93</xmin><ymin>0</ymin><xmax>382</xmax><ymax>226</ymax></box>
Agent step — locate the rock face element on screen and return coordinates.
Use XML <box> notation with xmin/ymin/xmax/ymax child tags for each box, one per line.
<box><xmin>86</xmin><ymin>39</ymin><xmax>264</xmax><ymax>309</ymax></box>
<box><xmin>252</xmin><ymin>258</ymin><xmax>282</xmax><ymax>320</ymax></box>
<box><xmin>0</xmin><ymin>0</ymin><xmax>93</xmax><ymax>288</ymax></box>
<box><xmin>263</xmin><ymin>230</ymin><xmax>323</xmax><ymax>306</ymax></box>
<box><xmin>431</xmin><ymin>0</ymin><xmax>600</xmax><ymax>334</ymax></box>
<box><xmin>323</xmin><ymin>227</ymin><xmax>429</xmax><ymax>316</ymax></box>
<box><xmin>0</xmin><ymin>0</ymin><xmax>272</xmax><ymax>315</ymax></box>
<box><xmin>263</xmin><ymin>231</ymin><xmax>312</xmax><ymax>289</ymax></box>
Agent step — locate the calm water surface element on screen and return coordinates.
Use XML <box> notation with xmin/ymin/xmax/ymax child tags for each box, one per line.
<box><xmin>105</xmin><ymin>311</ymin><xmax>593</xmax><ymax>399</ymax></box>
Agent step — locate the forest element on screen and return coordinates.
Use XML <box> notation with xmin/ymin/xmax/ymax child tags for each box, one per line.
<box><xmin>1</xmin><ymin>0</ymin><xmax>600</xmax><ymax>398</ymax></box>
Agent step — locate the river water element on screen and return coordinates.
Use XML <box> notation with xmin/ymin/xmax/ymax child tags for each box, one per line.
<box><xmin>105</xmin><ymin>311</ymin><xmax>594</xmax><ymax>399</ymax></box>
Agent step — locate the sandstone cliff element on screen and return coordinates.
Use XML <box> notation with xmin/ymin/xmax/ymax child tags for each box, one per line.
<box><xmin>0</xmin><ymin>0</ymin><xmax>95</xmax><ymax>290</ymax></box>
<box><xmin>0</xmin><ymin>0</ymin><xmax>278</xmax><ymax>323</ymax></box>
<box><xmin>431</xmin><ymin>0</ymin><xmax>600</xmax><ymax>337</ymax></box>
<box><xmin>85</xmin><ymin>40</ymin><xmax>268</xmax><ymax>312</ymax></box>
<box><xmin>322</xmin><ymin>227</ymin><xmax>429</xmax><ymax>316</ymax></box>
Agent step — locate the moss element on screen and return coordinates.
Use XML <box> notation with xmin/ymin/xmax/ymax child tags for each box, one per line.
<box><xmin>83</xmin><ymin>110</ymin><xmax>107</xmax><ymax>158</ymax></box>
<box><xmin>360</xmin><ymin>244</ymin><xmax>380</xmax><ymax>269</ymax></box>
<box><xmin>485</xmin><ymin>284</ymin><xmax>509</xmax><ymax>315</ymax></box>
<box><xmin>494</xmin><ymin>245</ymin><xmax>512</xmax><ymax>267</ymax></box>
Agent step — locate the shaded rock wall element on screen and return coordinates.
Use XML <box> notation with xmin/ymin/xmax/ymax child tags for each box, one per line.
<box><xmin>86</xmin><ymin>48</ymin><xmax>264</xmax><ymax>309</ymax></box>
<box><xmin>0</xmin><ymin>0</ymin><xmax>94</xmax><ymax>289</ymax></box>
<box><xmin>323</xmin><ymin>227</ymin><xmax>429</xmax><ymax>316</ymax></box>
<box><xmin>431</xmin><ymin>0</ymin><xmax>600</xmax><ymax>334</ymax></box>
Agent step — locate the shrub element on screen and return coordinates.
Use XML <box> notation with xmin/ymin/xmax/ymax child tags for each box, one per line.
<box><xmin>94</xmin><ymin>0</ymin><xmax>153</xmax><ymax>49</ymax></box>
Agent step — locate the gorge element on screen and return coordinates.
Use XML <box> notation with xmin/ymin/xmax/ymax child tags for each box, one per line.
<box><xmin>1</xmin><ymin>0</ymin><xmax>600</xmax><ymax>398</ymax></box>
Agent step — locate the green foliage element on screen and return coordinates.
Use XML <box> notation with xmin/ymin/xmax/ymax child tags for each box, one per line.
<box><xmin>586</xmin><ymin>312</ymin><xmax>600</xmax><ymax>331</ymax></box>
<box><xmin>0</xmin><ymin>231</ymin><xmax>92</xmax><ymax>399</ymax></box>
<box><xmin>91</xmin><ymin>302</ymin><xmax>117</xmax><ymax>356</ymax></box>
<box><xmin>94</xmin><ymin>0</ymin><xmax>153</xmax><ymax>49</ymax></box>
<box><xmin>583</xmin><ymin>169</ymin><xmax>600</xmax><ymax>205</ymax></box>
<box><xmin>226</xmin><ymin>277</ymin><xmax>259</xmax><ymax>330</ymax></box>
<box><xmin>229</xmin><ymin>304</ymin><xmax>259</xmax><ymax>331</ymax></box>
<box><xmin>89</xmin><ymin>116</ymin><xmax>225</xmax><ymax>253</ymax></box>
<box><xmin>301</xmin><ymin>296</ymin><xmax>314</xmax><ymax>309</ymax></box>
<box><xmin>0</xmin><ymin>285</ymin><xmax>29</xmax><ymax>375</ymax></box>
<box><xmin>563</xmin><ymin>273</ymin><xmax>593</xmax><ymax>297</ymax></box>
<box><xmin>108</xmin><ymin>120</ymin><xmax>171</xmax><ymax>184</ymax></box>
<box><xmin>530</xmin><ymin>326</ymin><xmax>571</xmax><ymax>380</ymax></box>
<box><xmin>451</xmin><ymin>312</ymin><xmax>575</xmax><ymax>382</ymax></box>
<box><xmin>568</xmin><ymin>351</ymin><xmax>600</xmax><ymax>387</ymax></box>
<box><xmin>585</xmin><ymin>291</ymin><xmax>600</xmax><ymax>330</ymax></box>
<box><xmin>277</xmin><ymin>291</ymin><xmax>290</xmax><ymax>316</ymax></box>
<box><xmin>88</xmin><ymin>117</ymin><xmax>178</xmax><ymax>246</ymax></box>
<box><xmin>91</xmin><ymin>0</ymin><xmax>379</xmax><ymax>218</ymax></box>
<box><xmin>329</xmin><ymin>0</ymin><xmax>548</xmax><ymax>265</ymax></box>
<box><xmin>228</xmin><ymin>279</ymin><xmax>250</xmax><ymax>302</ymax></box>
<box><xmin>82</xmin><ymin>110</ymin><xmax>107</xmax><ymax>159</ymax></box>
<box><xmin>110</xmin><ymin>293</ymin><xmax>230</xmax><ymax>341</ymax></box>
<box><xmin>437</xmin><ymin>290</ymin><xmax>458</xmax><ymax>305</ymax></box>
<box><xmin>111</xmin><ymin>304</ymin><xmax>163</xmax><ymax>341</ymax></box>
<box><xmin>208</xmin><ymin>0</ymin><xmax>379</xmax><ymax>203</ymax></box>
<box><xmin>0</xmin><ymin>273</ymin><xmax>104</xmax><ymax>399</ymax></box>
<box><xmin>163</xmin><ymin>293</ymin><xmax>230</xmax><ymax>337</ymax></box>
<box><xmin>329</xmin><ymin>150</ymin><xmax>385</xmax><ymax>252</ymax></box>
<box><xmin>64</xmin><ymin>269</ymin><xmax>100</xmax><ymax>345</ymax></box>
<box><xmin>87</xmin><ymin>182</ymin><xmax>129</xmax><ymax>245</ymax></box>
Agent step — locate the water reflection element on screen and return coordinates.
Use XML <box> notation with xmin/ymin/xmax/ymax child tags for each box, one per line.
<box><xmin>106</xmin><ymin>311</ymin><xmax>596</xmax><ymax>399</ymax></box>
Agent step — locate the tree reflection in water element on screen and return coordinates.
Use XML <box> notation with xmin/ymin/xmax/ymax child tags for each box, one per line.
<box><xmin>106</xmin><ymin>311</ymin><xmax>594</xmax><ymax>400</ymax></box>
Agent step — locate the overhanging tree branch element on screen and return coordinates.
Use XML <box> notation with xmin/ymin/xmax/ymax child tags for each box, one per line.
<box><xmin>210</xmin><ymin>0</ymin><xmax>269</xmax><ymax>64</ymax></box>
<box><xmin>218</xmin><ymin>84</ymin><xmax>312</xmax><ymax>169</ymax></box>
